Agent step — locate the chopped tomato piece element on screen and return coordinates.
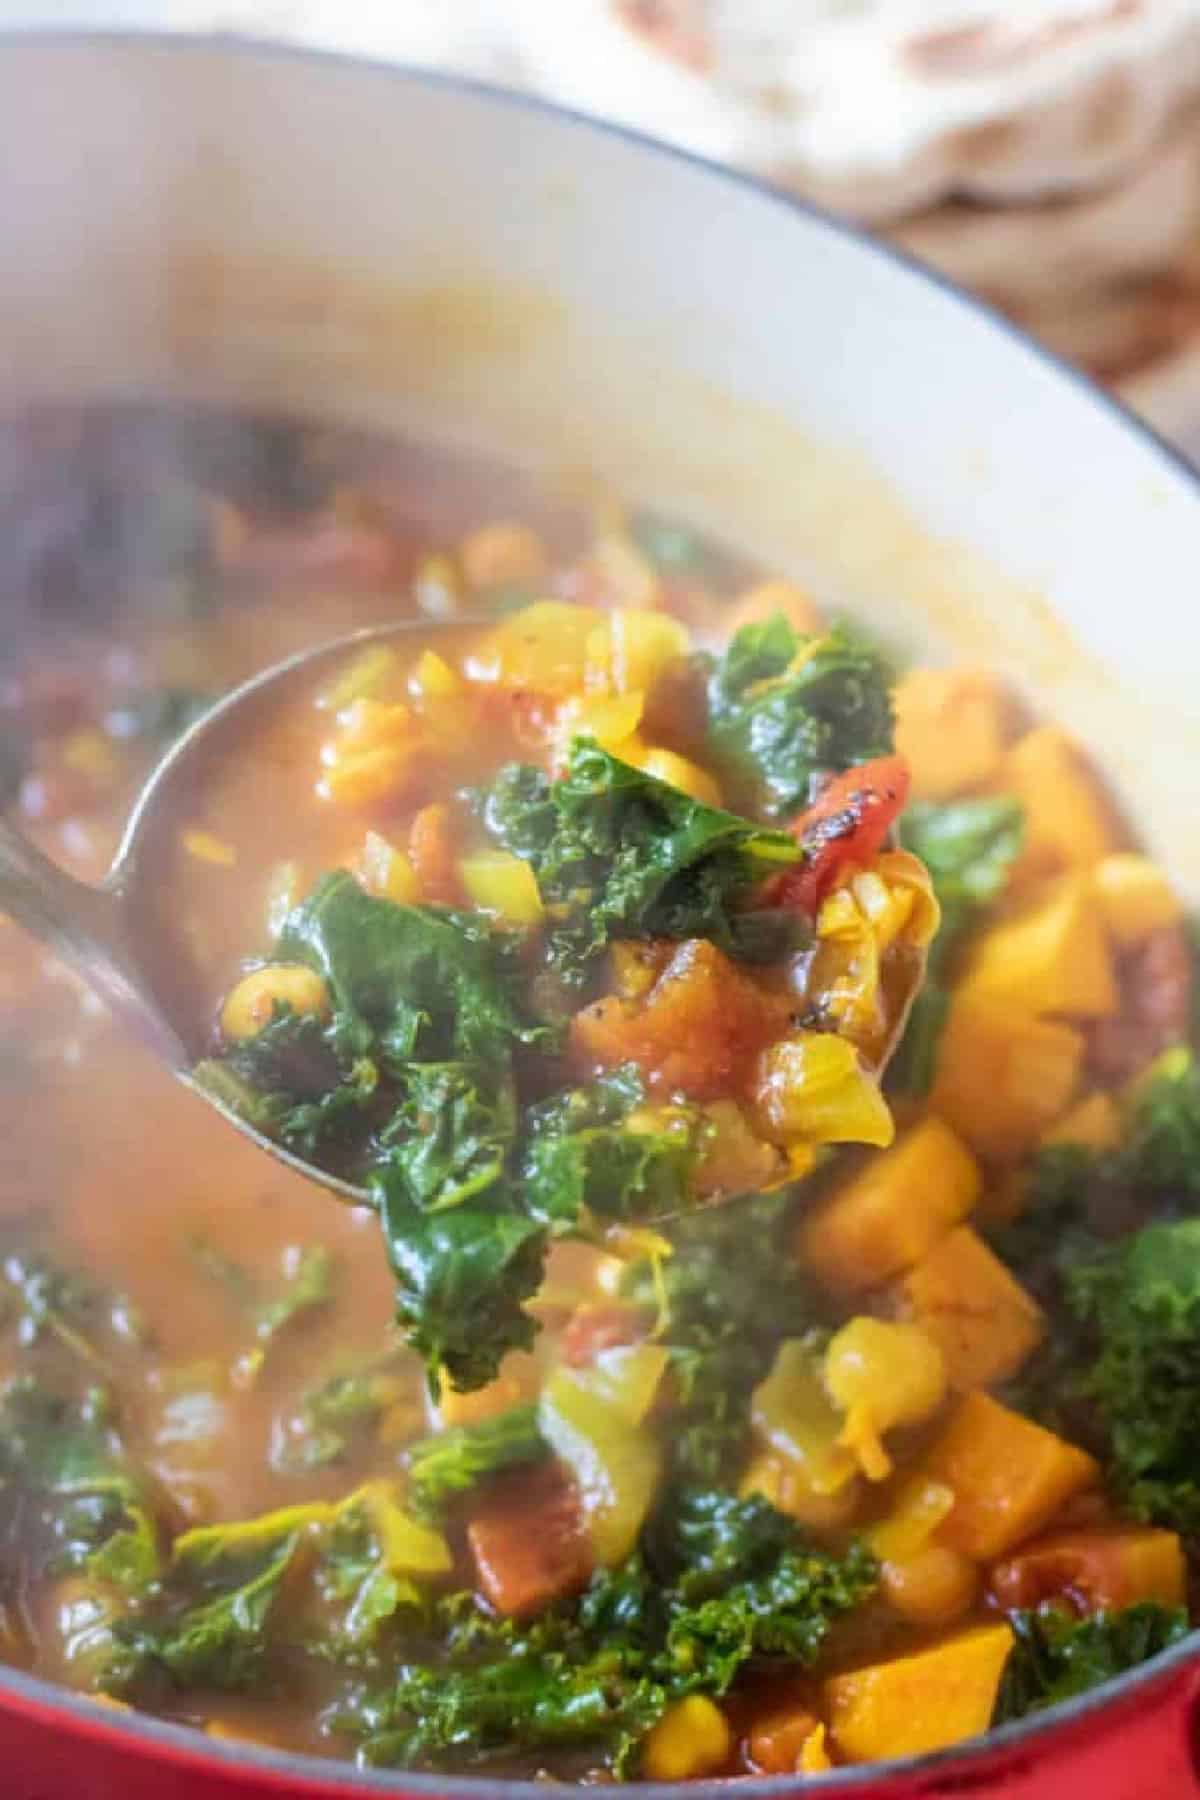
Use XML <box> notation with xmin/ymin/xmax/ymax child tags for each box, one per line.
<box><xmin>466</xmin><ymin>1464</ymin><xmax>593</xmax><ymax>1619</ymax></box>
<box><xmin>772</xmin><ymin>755</ymin><xmax>911</xmax><ymax>916</ymax></box>
<box><xmin>570</xmin><ymin>938</ymin><xmax>789</xmax><ymax>1101</ymax></box>
<box><xmin>408</xmin><ymin>802</ymin><xmax>462</xmax><ymax>906</ymax></box>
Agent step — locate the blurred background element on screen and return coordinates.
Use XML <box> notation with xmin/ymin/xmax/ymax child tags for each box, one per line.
<box><xmin>13</xmin><ymin>0</ymin><xmax>1200</xmax><ymax>463</ymax></box>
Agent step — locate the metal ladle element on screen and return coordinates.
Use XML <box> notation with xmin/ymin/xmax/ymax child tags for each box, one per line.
<box><xmin>0</xmin><ymin>617</ymin><xmax>925</xmax><ymax>1208</ymax></box>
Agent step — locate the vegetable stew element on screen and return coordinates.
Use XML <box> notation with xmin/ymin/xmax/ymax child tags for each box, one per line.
<box><xmin>0</xmin><ymin>405</ymin><xmax>1196</xmax><ymax>1781</ymax></box>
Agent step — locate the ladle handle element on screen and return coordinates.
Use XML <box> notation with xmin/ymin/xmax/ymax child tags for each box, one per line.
<box><xmin>0</xmin><ymin>819</ymin><xmax>182</xmax><ymax>1062</ymax></box>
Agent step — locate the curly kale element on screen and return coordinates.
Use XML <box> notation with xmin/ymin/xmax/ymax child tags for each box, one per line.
<box><xmin>1064</xmin><ymin>1219</ymin><xmax>1200</xmax><ymax>1536</ymax></box>
<box><xmin>481</xmin><ymin>740</ymin><xmax>801</xmax><ymax>985</ymax></box>
<box><xmin>995</xmin><ymin>1050</ymin><xmax>1200</xmax><ymax>1301</ymax></box>
<box><xmin>520</xmin><ymin>1068</ymin><xmax>695</xmax><ymax>1233</ymax></box>
<box><xmin>621</xmin><ymin>1191</ymin><xmax>824</xmax><ymax>1484</ymax></box>
<box><xmin>339</xmin><ymin>1490</ymin><xmax>876</xmax><ymax>1775</ymax></box>
<box><xmin>704</xmin><ymin>615</ymin><xmax>893</xmax><ymax>820</ymax></box>
<box><xmin>994</xmin><ymin>1603</ymin><xmax>1188</xmax><ymax>1724</ymax></box>
<box><xmin>997</xmin><ymin>1053</ymin><xmax>1200</xmax><ymax>1493</ymax></box>
<box><xmin>406</xmin><ymin>1406</ymin><xmax>549</xmax><ymax>1522</ymax></box>
<box><xmin>0</xmin><ymin>1379</ymin><xmax>161</xmax><ymax>1598</ymax></box>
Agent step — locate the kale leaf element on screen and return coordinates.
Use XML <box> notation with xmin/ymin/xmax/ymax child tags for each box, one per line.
<box><xmin>379</xmin><ymin>1064</ymin><xmax>515</xmax><ymax>1213</ymax></box>
<box><xmin>108</xmin><ymin>1505</ymin><xmax>322</xmax><ymax>1696</ymax></box>
<box><xmin>621</xmin><ymin>1191</ymin><xmax>823</xmax><ymax>1484</ymax></box>
<box><xmin>0</xmin><ymin>1379</ymin><xmax>161</xmax><ymax>1596</ymax></box>
<box><xmin>337</xmin><ymin>1490</ymin><xmax>875</xmax><ymax>1775</ymax></box>
<box><xmin>406</xmin><ymin>1405</ymin><xmax>549</xmax><ymax>1522</ymax></box>
<box><xmin>891</xmin><ymin>795</ymin><xmax>1024</xmax><ymax>1097</ymax></box>
<box><xmin>521</xmin><ymin>1069</ymin><xmax>694</xmax><ymax>1232</ymax></box>
<box><xmin>996</xmin><ymin>1052</ymin><xmax>1200</xmax><ymax>1461</ymax></box>
<box><xmin>277</xmin><ymin>871</ymin><xmax>549</xmax><ymax>1068</ymax></box>
<box><xmin>2</xmin><ymin>1250</ymin><xmax>147</xmax><ymax>1371</ymax></box>
<box><xmin>1065</xmin><ymin>1218</ymin><xmax>1200</xmax><ymax>1535</ymax></box>
<box><xmin>274</xmin><ymin>1344</ymin><xmax>415</xmax><ymax>1473</ymax></box>
<box><xmin>482</xmin><ymin>741</ymin><xmax>799</xmax><ymax>985</ymax></box>
<box><xmin>373</xmin><ymin>1175</ymin><xmax>546</xmax><ymax>1394</ymax></box>
<box><xmin>994</xmin><ymin>1603</ymin><xmax>1188</xmax><ymax>1724</ymax></box>
<box><xmin>995</xmin><ymin>1050</ymin><xmax>1200</xmax><ymax>1301</ymax></box>
<box><xmin>651</xmin><ymin>1489</ymin><xmax>878</xmax><ymax>1690</ymax></box>
<box><xmin>705</xmin><ymin>616</ymin><xmax>893</xmax><ymax>820</ymax></box>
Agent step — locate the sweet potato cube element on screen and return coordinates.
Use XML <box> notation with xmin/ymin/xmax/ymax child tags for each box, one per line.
<box><xmin>825</xmin><ymin>1623</ymin><xmax>1014</xmax><ymax>1763</ymax></box>
<box><xmin>1092</xmin><ymin>854</ymin><xmax>1183</xmax><ymax>947</ymax></box>
<box><xmin>960</xmin><ymin>875</ymin><xmax>1118</xmax><ymax>1019</ymax></box>
<box><xmin>916</xmin><ymin>1391</ymin><xmax>1099</xmax><ymax>1560</ymax></box>
<box><xmin>893</xmin><ymin>667</ymin><xmax>1009</xmax><ymax>801</ymax></box>
<box><xmin>466</xmin><ymin>1465</ymin><xmax>592</xmax><ymax>1619</ymax></box>
<box><xmin>931</xmin><ymin>993</ymin><xmax>1084</xmax><ymax>1162</ymax></box>
<box><xmin>796</xmin><ymin>1118</ymin><xmax>981</xmax><ymax>1297</ymax></box>
<box><xmin>883</xmin><ymin>1225</ymin><xmax>1043</xmax><ymax>1390</ymax></box>
<box><xmin>571</xmin><ymin>939</ymin><xmax>787</xmax><ymax>1101</ymax></box>
<box><xmin>1004</xmin><ymin>726</ymin><xmax>1119</xmax><ymax>884</ymax></box>
<box><xmin>990</xmin><ymin>1526</ymin><xmax>1186</xmax><ymax>1614</ymax></box>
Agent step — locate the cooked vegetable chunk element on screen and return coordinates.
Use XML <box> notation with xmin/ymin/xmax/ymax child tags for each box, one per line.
<box><xmin>825</xmin><ymin>1623</ymin><xmax>1014</xmax><ymax>1762</ymax></box>
<box><xmin>914</xmin><ymin>1393</ymin><xmax>1099</xmax><ymax>1560</ymax></box>
<box><xmin>796</xmin><ymin>1117</ymin><xmax>981</xmax><ymax>1297</ymax></box>
<box><xmin>883</xmin><ymin>1226</ymin><xmax>1044</xmax><ymax>1391</ymax></box>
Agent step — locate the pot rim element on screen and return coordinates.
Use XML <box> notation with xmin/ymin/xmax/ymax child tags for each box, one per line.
<box><xmin>0</xmin><ymin>26</ymin><xmax>1197</xmax><ymax>1796</ymax></box>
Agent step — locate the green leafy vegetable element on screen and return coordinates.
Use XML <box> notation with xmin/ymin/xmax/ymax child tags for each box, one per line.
<box><xmin>0</xmin><ymin>1379</ymin><xmax>161</xmax><ymax>1595</ymax></box>
<box><xmin>621</xmin><ymin>1192</ymin><xmax>822</xmax><ymax>1484</ymax></box>
<box><xmin>482</xmin><ymin>741</ymin><xmax>799</xmax><ymax>985</ymax></box>
<box><xmin>275</xmin><ymin>1344</ymin><xmax>415</xmax><ymax>1472</ymax></box>
<box><xmin>337</xmin><ymin>1490</ymin><xmax>875</xmax><ymax>1774</ymax></box>
<box><xmin>108</xmin><ymin>1504</ymin><xmax>325</xmax><ymax>1696</ymax></box>
<box><xmin>997</xmin><ymin>1052</ymin><xmax>1200</xmax><ymax>1462</ymax></box>
<box><xmin>373</xmin><ymin>1177</ymin><xmax>545</xmax><ymax>1394</ymax></box>
<box><xmin>995</xmin><ymin>1050</ymin><xmax>1200</xmax><ymax>1301</ymax></box>
<box><xmin>406</xmin><ymin>1405</ymin><xmax>549</xmax><ymax>1522</ymax></box>
<box><xmin>521</xmin><ymin>1069</ymin><xmax>694</xmax><ymax>1233</ymax></box>
<box><xmin>892</xmin><ymin>795</ymin><xmax>1025</xmax><ymax>1096</ymax></box>
<box><xmin>1065</xmin><ymin>1218</ymin><xmax>1200</xmax><ymax>1535</ymax></box>
<box><xmin>994</xmin><ymin>1603</ymin><xmax>1188</xmax><ymax>1724</ymax></box>
<box><xmin>705</xmin><ymin>616</ymin><xmax>893</xmax><ymax>820</ymax></box>
<box><xmin>380</xmin><ymin>1064</ymin><xmax>515</xmax><ymax>1213</ymax></box>
<box><xmin>278</xmin><ymin>872</ymin><xmax>548</xmax><ymax>1069</ymax></box>
<box><xmin>2</xmin><ymin>1251</ymin><xmax>146</xmax><ymax>1371</ymax></box>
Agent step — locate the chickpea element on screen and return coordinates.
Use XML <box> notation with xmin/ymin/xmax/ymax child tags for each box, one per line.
<box><xmin>824</xmin><ymin>1317</ymin><xmax>947</xmax><ymax>1481</ymax></box>
<box><xmin>882</xmin><ymin>1545</ymin><xmax>979</xmax><ymax>1628</ymax></box>
<box><xmin>825</xmin><ymin>1317</ymin><xmax>946</xmax><ymax>1433</ymax></box>
<box><xmin>220</xmin><ymin>963</ymin><xmax>330</xmax><ymax>1042</ymax></box>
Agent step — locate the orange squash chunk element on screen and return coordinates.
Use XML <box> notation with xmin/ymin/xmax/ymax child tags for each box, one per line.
<box><xmin>1004</xmin><ymin>726</ymin><xmax>1119</xmax><ymax>886</ymax></box>
<box><xmin>960</xmin><ymin>874</ymin><xmax>1118</xmax><ymax>1020</ymax></box>
<box><xmin>570</xmin><ymin>938</ymin><xmax>787</xmax><ymax>1101</ymax></box>
<box><xmin>825</xmin><ymin>1623</ymin><xmax>1014</xmax><ymax>1763</ymax></box>
<box><xmin>932</xmin><ymin>993</ymin><xmax>1084</xmax><ymax>1162</ymax></box>
<box><xmin>916</xmin><ymin>1392</ymin><xmax>1099</xmax><ymax>1561</ymax></box>
<box><xmin>883</xmin><ymin>1225</ymin><xmax>1043</xmax><ymax>1390</ymax></box>
<box><xmin>894</xmin><ymin>667</ymin><xmax>1010</xmax><ymax>802</ymax></box>
<box><xmin>796</xmin><ymin>1117</ymin><xmax>981</xmax><ymax>1297</ymax></box>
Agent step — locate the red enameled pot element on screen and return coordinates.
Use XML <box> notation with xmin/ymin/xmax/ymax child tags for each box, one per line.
<box><xmin>0</xmin><ymin>28</ymin><xmax>1198</xmax><ymax>1800</ymax></box>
